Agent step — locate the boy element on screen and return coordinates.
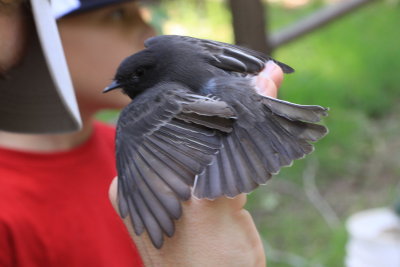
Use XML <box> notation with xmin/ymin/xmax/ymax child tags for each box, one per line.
<box><xmin>0</xmin><ymin>0</ymin><xmax>283</xmax><ymax>265</ymax></box>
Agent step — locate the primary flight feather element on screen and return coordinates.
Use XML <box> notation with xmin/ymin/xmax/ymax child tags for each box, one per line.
<box><xmin>103</xmin><ymin>35</ymin><xmax>328</xmax><ymax>248</ymax></box>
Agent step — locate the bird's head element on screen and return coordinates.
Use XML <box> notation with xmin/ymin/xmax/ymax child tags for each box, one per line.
<box><xmin>103</xmin><ymin>50</ymin><xmax>158</xmax><ymax>99</ymax></box>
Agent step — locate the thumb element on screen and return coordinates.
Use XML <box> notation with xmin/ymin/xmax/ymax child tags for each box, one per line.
<box><xmin>255</xmin><ymin>60</ymin><xmax>284</xmax><ymax>98</ymax></box>
<box><xmin>108</xmin><ymin>177</ymin><xmax>119</xmax><ymax>215</ymax></box>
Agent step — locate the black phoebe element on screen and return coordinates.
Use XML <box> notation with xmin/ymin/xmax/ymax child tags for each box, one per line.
<box><xmin>104</xmin><ymin>35</ymin><xmax>328</xmax><ymax>248</ymax></box>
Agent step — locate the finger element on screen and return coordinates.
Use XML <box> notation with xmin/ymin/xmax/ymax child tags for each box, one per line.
<box><xmin>109</xmin><ymin>177</ymin><xmax>248</xmax><ymax>227</ymax></box>
<box><xmin>265</xmin><ymin>60</ymin><xmax>284</xmax><ymax>88</ymax></box>
<box><xmin>255</xmin><ymin>60</ymin><xmax>284</xmax><ymax>98</ymax></box>
<box><xmin>108</xmin><ymin>177</ymin><xmax>120</xmax><ymax>214</ymax></box>
<box><xmin>109</xmin><ymin>177</ymin><xmax>161</xmax><ymax>265</ymax></box>
<box><xmin>186</xmin><ymin>194</ymin><xmax>247</xmax><ymax>214</ymax></box>
<box><xmin>109</xmin><ymin>179</ymin><xmax>265</xmax><ymax>265</ymax></box>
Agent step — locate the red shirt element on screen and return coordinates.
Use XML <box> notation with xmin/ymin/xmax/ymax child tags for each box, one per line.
<box><xmin>0</xmin><ymin>122</ymin><xmax>142</xmax><ymax>267</ymax></box>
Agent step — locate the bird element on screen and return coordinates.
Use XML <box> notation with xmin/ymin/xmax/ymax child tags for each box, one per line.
<box><xmin>103</xmin><ymin>35</ymin><xmax>328</xmax><ymax>249</ymax></box>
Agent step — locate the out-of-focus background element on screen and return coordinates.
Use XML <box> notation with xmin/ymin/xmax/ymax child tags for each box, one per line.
<box><xmin>100</xmin><ymin>0</ymin><xmax>400</xmax><ymax>265</ymax></box>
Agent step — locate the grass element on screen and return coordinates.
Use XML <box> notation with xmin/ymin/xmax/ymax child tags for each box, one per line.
<box><xmin>272</xmin><ymin>0</ymin><xmax>400</xmax><ymax>183</ymax></box>
<box><xmin>265</xmin><ymin>2</ymin><xmax>400</xmax><ymax>266</ymax></box>
<box><xmin>100</xmin><ymin>1</ymin><xmax>400</xmax><ymax>266</ymax></box>
<box><xmin>268</xmin><ymin>2</ymin><xmax>400</xmax><ymax>266</ymax></box>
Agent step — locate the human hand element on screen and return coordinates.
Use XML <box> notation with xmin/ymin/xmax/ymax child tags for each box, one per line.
<box><xmin>109</xmin><ymin>61</ymin><xmax>284</xmax><ymax>266</ymax></box>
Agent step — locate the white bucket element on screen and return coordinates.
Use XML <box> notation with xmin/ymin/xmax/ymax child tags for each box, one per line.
<box><xmin>345</xmin><ymin>207</ymin><xmax>400</xmax><ymax>267</ymax></box>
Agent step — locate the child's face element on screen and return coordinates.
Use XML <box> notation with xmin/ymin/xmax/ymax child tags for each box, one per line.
<box><xmin>58</xmin><ymin>2</ymin><xmax>155</xmax><ymax>112</ymax></box>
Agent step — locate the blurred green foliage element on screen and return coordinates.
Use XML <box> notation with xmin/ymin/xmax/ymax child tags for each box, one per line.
<box><xmin>99</xmin><ymin>0</ymin><xmax>400</xmax><ymax>266</ymax></box>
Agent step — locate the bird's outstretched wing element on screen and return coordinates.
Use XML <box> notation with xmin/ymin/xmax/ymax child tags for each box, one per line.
<box><xmin>193</xmin><ymin>78</ymin><xmax>328</xmax><ymax>199</ymax></box>
<box><xmin>115</xmin><ymin>83</ymin><xmax>236</xmax><ymax>248</ymax></box>
<box><xmin>116</xmin><ymin>35</ymin><xmax>328</xmax><ymax>249</ymax></box>
<box><xmin>144</xmin><ymin>35</ymin><xmax>294</xmax><ymax>74</ymax></box>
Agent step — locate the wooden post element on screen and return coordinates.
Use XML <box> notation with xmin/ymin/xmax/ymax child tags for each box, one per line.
<box><xmin>228</xmin><ymin>0</ymin><xmax>271</xmax><ymax>54</ymax></box>
<box><xmin>269</xmin><ymin>0</ymin><xmax>377</xmax><ymax>49</ymax></box>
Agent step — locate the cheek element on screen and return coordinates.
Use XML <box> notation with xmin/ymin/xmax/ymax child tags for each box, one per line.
<box><xmin>62</xmin><ymin>30</ymin><xmax>129</xmax><ymax>91</ymax></box>
<box><xmin>60</xmin><ymin>21</ymin><xmax>154</xmax><ymax>89</ymax></box>
<box><xmin>59</xmin><ymin>26</ymin><xmax>146</xmax><ymax>110</ymax></box>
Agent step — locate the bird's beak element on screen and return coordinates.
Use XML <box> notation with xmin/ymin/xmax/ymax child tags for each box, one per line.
<box><xmin>103</xmin><ymin>80</ymin><xmax>122</xmax><ymax>93</ymax></box>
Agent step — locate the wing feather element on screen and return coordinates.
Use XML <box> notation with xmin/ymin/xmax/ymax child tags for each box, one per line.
<box><xmin>133</xmin><ymin>154</ymin><xmax>176</xmax><ymax>236</ymax></box>
<box><xmin>141</xmin><ymin>141</ymin><xmax>195</xmax><ymax>187</ymax></box>
<box><xmin>145</xmin><ymin>35</ymin><xmax>295</xmax><ymax>74</ymax></box>
<box><xmin>137</xmin><ymin>144</ymin><xmax>191</xmax><ymax>203</ymax></box>
<box><xmin>117</xmin><ymin>37</ymin><xmax>328</xmax><ymax>247</ymax></box>
<box><xmin>116</xmin><ymin>83</ymin><xmax>236</xmax><ymax>248</ymax></box>
<box><xmin>262</xmin><ymin>96</ymin><xmax>328</xmax><ymax>123</ymax></box>
<box><xmin>192</xmin><ymin>79</ymin><xmax>327</xmax><ymax>200</ymax></box>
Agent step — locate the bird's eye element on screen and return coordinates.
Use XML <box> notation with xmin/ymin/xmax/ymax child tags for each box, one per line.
<box><xmin>135</xmin><ymin>67</ymin><xmax>145</xmax><ymax>77</ymax></box>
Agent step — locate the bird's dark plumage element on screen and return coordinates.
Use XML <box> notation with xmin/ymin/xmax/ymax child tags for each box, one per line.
<box><xmin>105</xmin><ymin>35</ymin><xmax>328</xmax><ymax>248</ymax></box>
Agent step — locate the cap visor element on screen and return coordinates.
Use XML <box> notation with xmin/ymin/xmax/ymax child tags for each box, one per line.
<box><xmin>0</xmin><ymin>0</ymin><xmax>82</xmax><ymax>134</ymax></box>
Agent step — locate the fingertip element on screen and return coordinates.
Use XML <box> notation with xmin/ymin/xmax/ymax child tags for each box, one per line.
<box><xmin>264</xmin><ymin>80</ymin><xmax>278</xmax><ymax>98</ymax></box>
<box><xmin>255</xmin><ymin>61</ymin><xmax>284</xmax><ymax>98</ymax></box>
<box><xmin>272</xmin><ymin>65</ymin><xmax>284</xmax><ymax>89</ymax></box>
<box><xmin>262</xmin><ymin>61</ymin><xmax>284</xmax><ymax>88</ymax></box>
<box><xmin>255</xmin><ymin>72</ymin><xmax>278</xmax><ymax>98</ymax></box>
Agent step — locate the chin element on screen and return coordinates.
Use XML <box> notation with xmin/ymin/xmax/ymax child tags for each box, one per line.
<box><xmin>79</xmin><ymin>93</ymin><xmax>131</xmax><ymax>114</ymax></box>
<box><xmin>106</xmin><ymin>93</ymin><xmax>131</xmax><ymax>109</ymax></box>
